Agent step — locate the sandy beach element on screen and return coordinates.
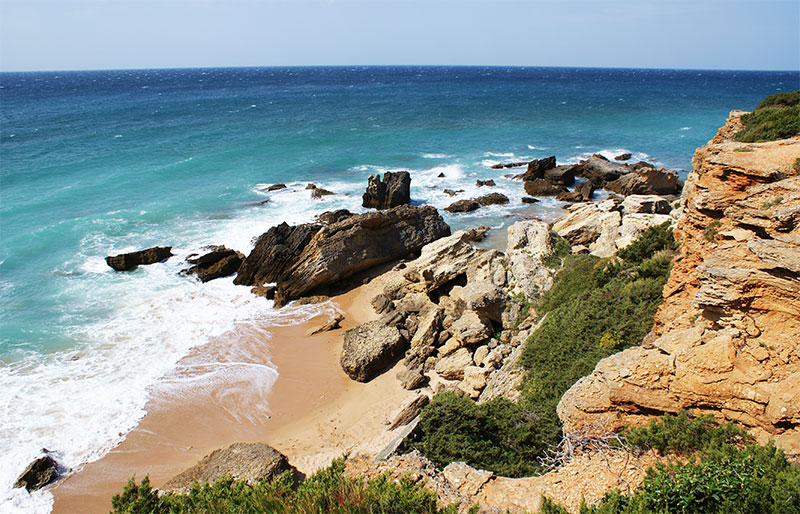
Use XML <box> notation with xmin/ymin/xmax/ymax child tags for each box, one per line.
<box><xmin>50</xmin><ymin>274</ymin><xmax>416</xmax><ymax>514</ymax></box>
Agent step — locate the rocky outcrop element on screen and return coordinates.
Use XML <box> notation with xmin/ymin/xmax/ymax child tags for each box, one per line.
<box><xmin>14</xmin><ymin>454</ymin><xmax>59</xmax><ymax>491</ymax></box>
<box><xmin>558</xmin><ymin>111</ymin><xmax>800</xmax><ymax>459</ymax></box>
<box><xmin>234</xmin><ymin>222</ymin><xmax>321</xmax><ymax>286</ymax></box>
<box><xmin>523</xmin><ymin>179</ymin><xmax>568</xmax><ymax>196</ymax></box>
<box><xmin>341</xmin><ymin>320</ymin><xmax>407</xmax><ymax>382</ymax></box>
<box><xmin>184</xmin><ymin>246</ymin><xmax>244</xmax><ymax>282</ymax></box>
<box><xmin>606</xmin><ymin>167</ymin><xmax>683</xmax><ymax>196</ymax></box>
<box><xmin>445</xmin><ymin>193</ymin><xmax>509</xmax><ymax>213</ymax></box>
<box><xmin>105</xmin><ymin>246</ymin><xmax>172</xmax><ymax>271</ymax></box>
<box><xmin>445</xmin><ymin>199</ymin><xmax>480</xmax><ymax>213</ymax></box>
<box><xmin>544</xmin><ymin>165</ymin><xmax>577</xmax><ymax>186</ymax></box>
<box><xmin>556</xmin><ymin>181</ymin><xmax>595</xmax><ymax>203</ymax></box>
<box><xmin>475</xmin><ymin>192</ymin><xmax>509</xmax><ymax>206</ymax></box>
<box><xmin>577</xmin><ymin>154</ymin><xmax>631</xmax><ymax>186</ymax></box>
<box><xmin>505</xmin><ymin>220</ymin><xmax>555</xmax><ymax>300</ymax></box>
<box><xmin>162</xmin><ymin>443</ymin><xmax>297</xmax><ymax>492</ymax></box>
<box><xmin>476</xmin><ymin>179</ymin><xmax>495</xmax><ymax>187</ymax></box>
<box><xmin>362</xmin><ymin>171</ymin><xmax>411</xmax><ymax>209</ymax></box>
<box><xmin>553</xmin><ymin>198</ymin><xmax>675</xmax><ymax>258</ymax></box>
<box><xmin>518</xmin><ymin>156</ymin><xmax>556</xmax><ymax>181</ymax></box>
<box><xmin>275</xmin><ymin>206</ymin><xmax>449</xmax><ymax>306</ymax></box>
<box><xmin>490</xmin><ymin>161</ymin><xmax>528</xmax><ymax>170</ymax></box>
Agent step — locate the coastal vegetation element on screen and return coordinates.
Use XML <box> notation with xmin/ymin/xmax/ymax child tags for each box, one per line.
<box><xmin>110</xmin><ymin>457</ymin><xmax>457</xmax><ymax>514</ymax></box>
<box><xmin>546</xmin><ymin>413</ymin><xmax>800</xmax><ymax>514</ymax></box>
<box><xmin>734</xmin><ymin>89</ymin><xmax>800</xmax><ymax>143</ymax></box>
<box><xmin>408</xmin><ymin>223</ymin><xmax>678</xmax><ymax>477</ymax></box>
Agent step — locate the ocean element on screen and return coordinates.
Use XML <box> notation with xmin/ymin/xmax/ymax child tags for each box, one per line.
<box><xmin>1</xmin><ymin>66</ymin><xmax>797</xmax><ymax>512</ymax></box>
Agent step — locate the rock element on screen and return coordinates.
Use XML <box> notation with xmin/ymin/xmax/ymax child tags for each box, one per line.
<box><xmin>518</xmin><ymin>156</ymin><xmax>557</xmax><ymax>180</ymax></box>
<box><xmin>459</xmin><ymin>366</ymin><xmax>489</xmax><ymax>398</ymax></box>
<box><xmin>448</xmin><ymin>310</ymin><xmax>493</xmax><ymax>346</ymax></box>
<box><xmin>306</xmin><ymin>183</ymin><xmax>317</xmax><ymax>189</ymax></box>
<box><xmin>410</xmin><ymin>308</ymin><xmax>443</xmax><ymax>348</ymax></box>
<box><xmin>465</xmin><ymin>226</ymin><xmax>491</xmax><ymax>242</ymax></box>
<box><xmin>445</xmin><ymin>199</ymin><xmax>480</xmax><ymax>213</ymax></box>
<box><xmin>556</xmin><ymin>181</ymin><xmax>595</xmax><ymax>203</ymax></box>
<box><xmin>473</xmin><ymin>345</ymin><xmax>490</xmax><ymax>365</ymax></box>
<box><xmin>443</xmin><ymin>189</ymin><xmax>464</xmax><ymax>197</ymax></box>
<box><xmin>310</xmin><ymin>186</ymin><xmax>335</xmax><ymax>199</ymax></box>
<box><xmin>251</xmin><ymin>284</ymin><xmax>276</xmax><ymax>299</ymax></box>
<box><xmin>234</xmin><ymin>222</ymin><xmax>321</xmax><ymax>286</ymax></box>
<box><xmin>476</xmin><ymin>179</ymin><xmax>496</xmax><ymax>187</ymax></box>
<box><xmin>362</xmin><ymin>171</ymin><xmax>411</xmax><ymax>209</ymax></box>
<box><xmin>443</xmin><ymin>461</ymin><xmax>494</xmax><ymax>497</ymax></box>
<box><xmin>318</xmin><ymin>209</ymin><xmax>354</xmax><ymax>224</ymax></box>
<box><xmin>14</xmin><ymin>454</ymin><xmax>59</xmax><ymax>491</ymax></box>
<box><xmin>521</xmin><ymin>197</ymin><xmax>539</xmax><ymax>204</ymax></box>
<box><xmin>437</xmin><ymin>172</ymin><xmax>445</xmax><ymax>178</ymax></box>
<box><xmin>270</xmin><ymin>206</ymin><xmax>449</xmax><ymax>306</ymax></box>
<box><xmin>105</xmin><ymin>246</ymin><xmax>172</xmax><ymax>271</ymax></box>
<box><xmin>266</xmin><ymin>183</ymin><xmax>287</xmax><ymax>191</ymax></box>
<box><xmin>523</xmin><ymin>178</ymin><xmax>568</xmax><ymax>196</ymax></box>
<box><xmin>434</xmin><ymin>347</ymin><xmax>474</xmax><ymax>380</ymax></box>
<box><xmin>309</xmin><ymin>314</ymin><xmax>344</xmax><ymax>335</ymax></box>
<box><xmin>577</xmin><ymin>154</ymin><xmax>632</xmax><ymax>186</ymax></box>
<box><xmin>185</xmin><ymin>246</ymin><xmax>244</xmax><ymax>282</ymax></box>
<box><xmin>544</xmin><ymin>165</ymin><xmax>577</xmax><ymax>186</ymax></box>
<box><xmin>621</xmin><ymin>195</ymin><xmax>672</xmax><ymax>214</ymax></box>
<box><xmin>606</xmin><ymin>167</ymin><xmax>683</xmax><ymax>196</ymax></box>
<box><xmin>341</xmin><ymin>321</ymin><xmax>407</xmax><ymax>382</ymax></box>
<box><xmin>293</xmin><ymin>295</ymin><xmax>330</xmax><ymax>305</ymax></box>
<box><xmin>162</xmin><ymin>443</ymin><xmax>297</xmax><ymax>492</ymax></box>
<box><xmin>389</xmin><ymin>394</ymin><xmax>430</xmax><ymax>430</ymax></box>
<box><xmin>371</xmin><ymin>293</ymin><xmax>394</xmax><ymax>314</ymax></box>
<box><xmin>614</xmin><ymin>153</ymin><xmax>632</xmax><ymax>161</ymax></box>
<box><xmin>558</xmin><ymin>112</ymin><xmax>800</xmax><ymax>460</ymax></box>
<box><xmin>552</xmin><ymin>203</ymin><xmax>621</xmax><ymax>248</ymax></box>
<box><xmin>505</xmin><ymin>220</ymin><xmax>555</xmax><ymax>300</ymax></box>
<box><xmin>397</xmin><ymin>367</ymin><xmax>428</xmax><ymax>390</ymax></box>
<box><xmin>490</xmin><ymin>161</ymin><xmax>528</xmax><ymax>169</ymax></box>
<box><xmin>475</xmin><ymin>192</ymin><xmax>509</xmax><ymax>206</ymax></box>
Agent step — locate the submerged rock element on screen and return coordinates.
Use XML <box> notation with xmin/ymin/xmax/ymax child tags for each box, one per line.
<box><xmin>362</xmin><ymin>171</ymin><xmax>411</xmax><ymax>209</ymax></box>
<box><xmin>105</xmin><ymin>246</ymin><xmax>172</xmax><ymax>271</ymax></box>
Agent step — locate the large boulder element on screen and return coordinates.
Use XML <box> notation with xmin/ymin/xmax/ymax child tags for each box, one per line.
<box><xmin>362</xmin><ymin>171</ymin><xmax>411</xmax><ymax>209</ymax></box>
<box><xmin>14</xmin><ymin>454</ymin><xmax>59</xmax><ymax>491</ymax></box>
<box><xmin>544</xmin><ymin>165</ymin><xmax>578</xmax><ymax>186</ymax></box>
<box><xmin>445</xmin><ymin>199</ymin><xmax>481</xmax><ymax>213</ymax></box>
<box><xmin>577</xmin><ymin>154</ymin><xmax>631</xmax><ymax>186</ymax></box>
<box><xmin>556</xmin><ymin>181</ymin><xmax>595</xmax><ymax>203</ymax></box>
<box><xmin>621</xmin><ymin>195</ymin><xmax>672</xmax><ymax>214</ymax></box>
<box><xmin>161</xmin><ymin>443</ymin><xmax>297</xmax><ymax>492</ymax></box>
<box><xmin>274</xmin><ymin>205</ymin><xmax>450</xmax><ymax>305</ymax></box>
<box><xmin>234</xmin><ymin>222</ymin><xmax>321</xmax><ymax>286</ymax></box>
<box><xmin>475</xmin><ymin>192</ymin><xmax>509</xmax><ymax>206</ymax></box>
<box><xmin>523</xmin><ymin>179</ymin><xmax>568</xmax><ymax>196</ymax></box>
<box><xmin>518</xmin><ymin>156</ymin><xmax>556</xmax><ymax>181</ymax></box>
<box><xmin>606</xmin><ymin>167</ymin><xmax>683</xmax><ymax>196</ymax></box>
<box><xmin>185</xmin><ymin>246</ymin><xmax>244</xmax><ymax>282</ymax></box>
<box><xmin>341</xmin><ymin>321</ymin><xmax>408</xmax><ymax>382</ymax></box>
<box><xmin>105</xmin><ymin>246</ymin><xmax>172</xmax><ymax>271</ymax></box>
<box><xmin>505</xmin><ymin>220</ymin><xmax>555</xmax><ymax>300</ymax></box>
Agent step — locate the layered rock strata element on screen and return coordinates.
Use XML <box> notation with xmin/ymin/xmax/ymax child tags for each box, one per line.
<box><xmin>558</xmin><ymin>111</ymin><xmax>800</xmax><ymax>458</ymax></box>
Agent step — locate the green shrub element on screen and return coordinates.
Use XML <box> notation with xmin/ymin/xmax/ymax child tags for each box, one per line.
<box><xmin>624</xmin><ymin>411</ymin><xmax>751</xmax><ymax>454</ymax></box>
<box><xmin>755</xmin><ymin>90</ymin><xmax>800</xmax><ymax>110</ymax></box>
<box><xmin>110</xmin><ymin>458</ymin><xmax>457</xmax><ymax>514</ymax></box>
<box><xmin>733</xmin><ymin>90</ymin><xmax>800</xmax><ymax>143</ymax></box>
<box><xmin>616</xmin><ymin>222</ymin><xmax>677</xmax><ymax>265</ymax></box>
<box><xmin>407</xmin><ymin>392</ymin><xmax>549</xmax><ymax>477</ymax></box>
<box><xmin>542</xmin><ymin>233</ymin><xmax>572</xmax><ymax>269</ymax></box>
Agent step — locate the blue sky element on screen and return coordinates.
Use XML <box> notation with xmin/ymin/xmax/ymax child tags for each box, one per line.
<box><xmin>0</xmin><ymin>0</ymin><xmax>798</xmax><ymax>72</ymax></box>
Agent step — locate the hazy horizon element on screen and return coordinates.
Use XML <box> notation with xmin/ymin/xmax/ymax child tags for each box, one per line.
<box><xmin>1</xmin><ymin>0</ymin><xmax>798</xmax><ymax>73</ymax></box>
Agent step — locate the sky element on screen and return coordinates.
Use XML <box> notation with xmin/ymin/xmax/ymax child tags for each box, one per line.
<box><xmin>0</xmin><ymin>0</ymin><xmax>798</xmax><ymax>72</ymax></box>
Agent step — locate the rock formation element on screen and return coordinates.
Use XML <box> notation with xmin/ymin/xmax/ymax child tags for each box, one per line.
<box><xmin>14</xmin><ymin>454</ymin><xmax>59</xmax><ymax>491</ymax></box>
<box><xmin>162</xmin><ymin>443</ymin><xmax>298</xmax><ymax>492</ymax></box>
<box><xmin>517</xmin><ymin>156</ymin><xmax>556</xmax><ymax>181</ymax></box>
<box><xmin>234</xmin><ymin>222</ymin><xmax>322</xmax><ymax>286</ymax></box>
<box><xmin>362</xmin><ymin>171</ymin><xmax>411</xmax><ymax>209</ymax></box>
<box><xmin>558</xmin><ymin>111</ymin><xmax>800</xmax><ymax>459</ymax></box>
<box><xmin>105</xmin><ymin>246</ymin><xmax>172</xmax><ymax>271</ymax></box>
<box><xmin>184</xmin><ymin>246</ymin><xmax>244</xmax><ymax>282</ymax></box>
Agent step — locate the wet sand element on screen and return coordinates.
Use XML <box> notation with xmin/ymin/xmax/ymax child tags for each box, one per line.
<box><xmin>51</xmin><ymin>277</ymin><xmax>415</xmax><ymax>514</ymax></box>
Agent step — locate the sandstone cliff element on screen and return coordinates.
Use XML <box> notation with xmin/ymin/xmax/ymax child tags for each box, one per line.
<box><xmin>558</xmin><ymin>111</ymin><xmax>800</xmax><ymax>459</ymax></box>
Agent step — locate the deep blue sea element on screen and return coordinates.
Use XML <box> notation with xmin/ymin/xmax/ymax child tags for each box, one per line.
<box><xmin>1</xmin><ymin>66</ymin><xmax>798</xmax><ymax>511</ymax></box>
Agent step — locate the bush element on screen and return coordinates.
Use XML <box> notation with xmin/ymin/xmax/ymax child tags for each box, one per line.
<box><xmin>407</xmin><ymin>392</ymin><xmax>549</xmax><ymax>477</ymax></box>
<box><xmin>616</xmin><ymin>222</ymin><xmax>677</xmax><ymax>265</ymax></box>
<box><xmin>734</xmin><ymin>90</ymin><xmax>800</xmax><ymax>143</ymax></box>
<box><xmin>110</xmin><ymin>458</ymin><xmax>457</xmax><ymax>514</ymax></box>
<box><xmin>625</xmin><ymin>411</ymin><xmax>751</xmax><ymax>454</ymax></box>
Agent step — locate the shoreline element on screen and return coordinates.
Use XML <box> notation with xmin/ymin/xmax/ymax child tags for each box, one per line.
<box><xmin>50</xmin><ymin>274</ymin><xmax>414</xmax><ymax>513</ymax></box>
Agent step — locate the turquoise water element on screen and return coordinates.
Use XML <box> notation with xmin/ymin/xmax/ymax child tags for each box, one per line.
<box><xmin>1</xmin><ymin>66</ymin><xmax>797</xmax><ymax>511</ymax></box>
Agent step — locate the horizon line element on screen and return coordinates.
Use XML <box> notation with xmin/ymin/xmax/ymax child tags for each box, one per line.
<box><xmin>2</xmin><ymin>64</ymin><xmax>799</xmax><ymax>74</ymax></box>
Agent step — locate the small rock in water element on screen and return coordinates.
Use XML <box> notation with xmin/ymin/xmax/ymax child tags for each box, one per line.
<box><xmin>105</xmin><ymin>246</ymin><xmax>172</xmax><ymax>271</ymax></box>
<box><xmin>614</xmin><ymin>153</ymin><xmax>632</xmax><ymax>161</ymax></box>
<box><xmin>14</xmin><ymin>454</ymin><xmax>59</xmax><ymax>491</ymax></box>
<box><xmin>476</xmin><ymin>179</ymin><xmax>495</xmax><ymax>187</ymax></box>
<box><xmin>266</xmin><ymin>183</ymin><xmax>287</xmax><ymax>191</ymax></box>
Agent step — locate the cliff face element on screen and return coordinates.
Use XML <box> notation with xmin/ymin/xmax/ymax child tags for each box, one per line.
<box><xmin>558</xmin><ymin>111</ymin><xmax>800</xmax><ymax>458</ymax></box>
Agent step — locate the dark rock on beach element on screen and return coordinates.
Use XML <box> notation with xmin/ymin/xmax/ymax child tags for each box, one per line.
<box><xmin>605</xmin><ymin>167</ymin><xmax>683</xmax><ymax>196</ymax></box>
<box><xmin>14</xmin><ymin>454</ymin><xmax>59</xmax><ymax>491</ymax></box>
<box><xmin>341</xmin><ymin>320</ymin><xmax>408</xmax><ymax>382</ymax></box>
<box><xmin>445</xmin><ymin>199</ymin><xmax>480</xmax><ymax>213</ymax></box>
<box><xmin>162</xmin><ymin>443</ymin><xmax>298</xmax><ymax>492</ymax></box>
<box><xmin>273</xmin><ymin>205</ymin><xmax>450</xmax><ymax>306</ymax></box>
<box><xmin>556</xmin><ymin>181</ymin><xmax>595</xmax><ymax>203</ymax></box>
<box><xmin>105</xmin><ymin>246</ymin><xmax>172</xmax><ymax>271</ymax></box>
<box><xmin>362</xmin><ymin>171</ymin><xmax>411</xmax><ymax>209</ymax></box>
<box><xmin>185</xmin><ymin>246</ymin><xmax>244</xmax><ymax>282</ymax></box>
<box><xmin>235</xmin><ymin>223</ymin><xmax>322</xmax><ymax>286</ymax></box>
